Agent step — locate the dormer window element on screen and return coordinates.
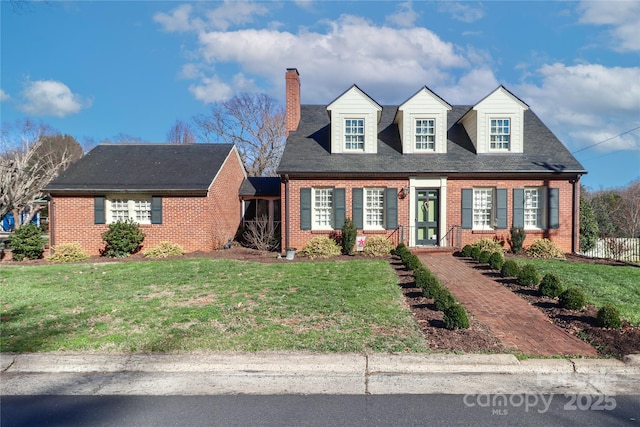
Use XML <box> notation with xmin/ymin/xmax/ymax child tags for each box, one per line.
<box><xmin>344</xmin><ymin>118</ymin><xmax>365</xmax><ymax>150</ymax></box>
<box><xmin>490</xmin><ymin>118</ymin><xmax>510</xmax><ymax>150</ymax></box>
<box><xmin>415</xmin><ymin>119</ymin><xmax>436</xmax><ymax>151</ymax></box>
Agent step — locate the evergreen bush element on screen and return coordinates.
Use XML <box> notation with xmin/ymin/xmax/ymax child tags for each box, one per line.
<box><xmin>470</xmin><ymin>246</ymin><xmax>482</xmax><ymax>261</ymax></box>
<box><xmin>142</xmin><ymin>241</ymin><xmax>185</xmax><ymax>258</ymax></box>
<box><xmin>362</xmin><ymin>235</ymin><xmax>394</xmax><ymax>257</ymax></box>
<box><xmin>101</xmin><ymin>219</ymin><xmax>145</xmax><ymax>258</ymax></box>
<box><xmin>517</xmin><ymin>264</ymin><xmax>541</xmax><ymax>287</ymax></box>
<box><xmin>341</xmin><ymin>217</ymin><xmax>357</xmax><ymax>255</ymax></box>
<box><xmin>8</xmin><ymin>223</ymin><xmax>45</xmax><ymax>261</ymax></box>
<box><xmin>471</xmin><ymin>238</ymin><xmax>504</xmax><ymax>254</ymax></box>
<box><xmin>461</xmin><ymin>244</ymin><xmax>473</xmax><ymax>257</ymax></box>
<box><xmin>509</xmin><ymin>227</ymin><xmax>526</xmax><ymax>254</ymax></box>
<box><xmin>49</xmin><ymin>242</ymin><xmax>89</xmax><ymax>263</ymax></box>
<box><xmin>478</xmin><ymin>250</ymin><xmax>492</xmax><ymax>264</ymax></box>
<box><xmin>434</xmin><ymin>287</ymin><xmax>456</xmax><ymax>311</ymax></box>
<box><xmin>500</xmin><ymin>259</ymin><xmax>521</xmax><ymax>278</ymax></box>
<box><xmin>443</xmin><ymin>304</ymin><xmax>470</xmax><ymax>330</ymax></box>
<box><xmin>539</xmin><ymin>273</ymin><xmax>563</xmax><ymax>298</ymax></box>
<box><xmin>559</xmin><ymin>287</ymin><xmax>586</xmax><ymax>311</ymax></box>
<box><xmin>525</xmin><ymin>238</ymin><xmax>565</xmax><ymax>259</ymax></box>
<box><xmin>597</xmin><ymin>304</ymin><xmax>622</xmax><ymax>329</ymax></box>
<box><xmin>488</xmin><ymin>252</ymin><xmax>504</xmax><ymax>271</ymax></box>
<box><xmin>300</xmin><ymin>236</ymin><xmax>341</xmax><ymax>259</ymax></box>
<box><xmin>405</xmin><ymin>253</ymin><xmax>422</xmax><ymax>271</ymax></box>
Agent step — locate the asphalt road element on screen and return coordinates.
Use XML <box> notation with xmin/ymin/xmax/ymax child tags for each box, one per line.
<box><xmin>2</xmin><ymin>394</ymin><xmax>639</xmax><ymax>427</ymax></box>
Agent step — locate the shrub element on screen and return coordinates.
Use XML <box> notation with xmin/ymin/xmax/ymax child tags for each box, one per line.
<box><xmin>362</xmin><ymin>236</ymin><xmax>394</xmax><ymax>257</ymax></box>
<box><xmin>525</xmin><ymin>238</ymin><xmax>565</xmax><ymax>259</ymax></box>
<box><xmin>509</xmin><ymin>227</ymin><xmax>526</xmax><ymax>254</ymax></box>
<box><xmin>341</xmin><ymin>217</ymin><xmax>357</xmax><ymax>255</ymax></box>
<box><xmin>559</xmin><ymin>287</ymin><xmax>586</xmax><ymax>311</ymax></box>
<box><xmin>394</xmin><ymin>242</ymin><xmax>407</xmax><ymax>255</ymax></box>
<box><xmin>539</xmin><ymin>273</ymin><xmax>563</xmax><ymax>298</ymax></box>
<box><xmin>404</xmin><ymin>253</ymin><xmax>422</xmax><ymax>271</ymax></box>
<box><xmin>101</xmin><ymin>219</ymin><xmax>145</xmax><ymax>258</ymax></box>
<box><xmin>143</xmin><ymin>241</ymin><xmax>185</xmax><ymax>258</ymax></box>
<box><xmin>488</xmin><ymin>252</ymin><xmax>504</xmax><ymax>271</ymax></box>
<box><xmin>461</xmin><ymin>244</ymin><xmax>473</xmax><ymax>257</ymax></box>
<box><xmin>478</xmin><ymin>250</ymin><xmax>492</xmax><ymax>264</ymax></box>
<box><xmin>413</xmin><ymin>267</ymin><xmax>431</xmax><ymax>288</ymax></box>
<box><xmin>471</xmin><ymin>238</ymin><xmax>504</xmax><ymax>254</ymax></box>
<box><xmin>443</xmin><ymin>304</ymin><xmax>470</xmax><ymax>330</ymax></box>
<box><xmin>49</xmin><ymin>242</ymin><xmax>89</xmax><ymax>263</ymax></box>
<box><xmin>597</xmin><ymin>304</ymin><xmax>622</xmax><ymax>329</ymax></box>
<box><xmin>300</xmin><ymin>236</ymin><xmax>341</xmax><ymax>259</ymax></box>
<box><xmin>242</xmin><ymin>215</ymin><xmax>279</xmax><ymax>251</ymax></box>
<box><xmin>8</xmin><ymin>223</ymin><xmax>44</xmax><ymax>261</ymax></box>
<box><xmin>501</xmin><ymin>259</ymin><xmax>521</xmax><ymax>278</ymax></box>
<box><xmin>517</xmin><ymin>264</ymin><xmax>540</xmax><ymax>287</ymax></box>
<box><xmin>470</xmin><ymin>246</ymin><xmax>482</xmax><ymax>261</ymax></box>
<box><xmin>434</xmin><ymin>287</ymin><xmax>456</xmax><ymax>311</ymax></box>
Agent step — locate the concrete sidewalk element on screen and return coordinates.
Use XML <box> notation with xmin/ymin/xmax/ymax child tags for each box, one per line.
<box><xmin>2</xmin><ymin>352</ymin><xmax>639</xmax><ymax>396</ymax></box>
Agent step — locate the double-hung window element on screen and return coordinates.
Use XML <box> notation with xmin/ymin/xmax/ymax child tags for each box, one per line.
<box><xmin>415</xmin><ymin>119</ymin><xmax>435</xmax><ymax>151</ymax></box>
<box><xmin>364</xmin><ymin>188</ymin><xmax>385</xmax><ymax>229</ymax></box>
<box><xmin>344</xmin><ymin>118</ymin><xmax>364</xmax><ymax>150</ymax></box>
<box><xmin>490</xmin><ymin>118</ymin><xmax>510</xmax><ymax>150</ymax></box>
<box><xmin>107</xmin><ymin>196</ymin><xmax>152</xmax><ymax>224</ymax></box>
<box><xmin>473</xmin><ymin>188</ymin><xmax>494</xmax><ymax>230</ymax></box>
<box><xmin>524</xmin><ymin>188</ymin><xmax>541</xmax><ymax>229</ymax></box>
<box><xmin>313</xmin><ymin>187</ymin><xmax>333</xmax><ymax>229</ymax></box>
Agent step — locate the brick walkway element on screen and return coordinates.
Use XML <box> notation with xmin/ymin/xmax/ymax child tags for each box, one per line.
<box><xmin>418</xmin><ymin>253</ymin><xmax>598</xmax><ymax>357</ymax></box>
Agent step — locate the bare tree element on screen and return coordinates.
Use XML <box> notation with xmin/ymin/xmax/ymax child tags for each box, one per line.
<box><xmin>617</xmin><ymin>180</ymin><xmax>640</xmax><ymax>237</ymax></box>
<box><xmin>193</xmin><ymin>93</ymin><xmax>286</xmax><ymax>177</ymax></box>
<box><xmin>103</xmin><ymin>133</ymin><xmax>144</xmax><ymax>144</ymax></box>
<box><xmin>167</xmin><ymin>119</ymin><xmax>196</xmax><ymax>144</ymax></box>
<box><xmin>1</xmin><ymin>120</ymin><xmax>81</xmax><ymax>226</ymax></box>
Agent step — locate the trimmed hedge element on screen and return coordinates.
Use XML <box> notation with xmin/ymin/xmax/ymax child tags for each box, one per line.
<box><xmin>597</xmin><ymin>304</ymin><xmax>622</xmax><ymax>329</ymax></box>
<box><xmin>559</xmin><ymin>287</ymin><xmax>586</xmax><ymax>311</ymax></box>
<box><xmin>517</xmin><ymin>264</ymin><xmax>540</xmax><ymax>287</ymax></box>
<box><xmin>443</xmin><ymin>304</ymin><xmax>470</xmax><ymax>330</ymax></box>
<box><xmin>539</xmin><ymin>273</ymin><xmax>563</xmax><ymax>298</ymax></box>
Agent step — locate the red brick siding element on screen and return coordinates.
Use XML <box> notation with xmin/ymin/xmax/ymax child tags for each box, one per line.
<box><xmin>49</xmin><ymin>150</ymin><xmax>246</xmax><ymax>256</ymax></box>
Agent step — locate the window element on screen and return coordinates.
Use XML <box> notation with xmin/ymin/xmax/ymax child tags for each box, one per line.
<box><xmin>344</xmin><ymin>118</ymin><xmax>364</xmax><ymax>150</ymax></box>
<box><xmin>490</xmin><ymin>118</ymin><xmax>510</xmax><ymax>150</ymax></box>
<box><xmin>524</xmin><ymin>188</ymin><xmax>540</xmax><ymax>229</ymax></box>
<box><xmin>473</xmin><ymin>188</ymin><xmax>494</xmax><ymax>230</ymax></box>
<box><xmin>107</xmin><ymin>196</ymin><xmax>152</xmax><ymax>224</ymax></box>
<box><xmin>415</xmin><ymin>119</ymin><xmax>435</xmax><ymax>150</ymax></box>
<box><xmin>313</xmin><ymin>188</ymin><xmax>333</xmax><ymax>229</ymax></box>
<box><xmin>365</xmin><ymin>188</ymin><xmax>385</xmax><ymax>229</ymax></box>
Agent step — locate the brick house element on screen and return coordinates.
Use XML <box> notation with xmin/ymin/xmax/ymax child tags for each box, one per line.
<box><xmin>277</xmin><ymin>68</ymin><xmax>587</xmax><ymax>253</ymax></box>
<box><xmin>44</xmin><ymin>143</ymin><xmax>247</xmax><ymax>255</ymax></box>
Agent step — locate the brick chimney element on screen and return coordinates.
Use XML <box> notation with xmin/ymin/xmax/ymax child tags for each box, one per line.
<box><xmin>285</xmin><ymin>68</ymin><xmax>300</xmax><ymax>137</ymax></box>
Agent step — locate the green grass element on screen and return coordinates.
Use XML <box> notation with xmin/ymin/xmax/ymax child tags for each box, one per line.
<box><xmin>0</xmin><ymin>259</ymin><xmax>428</xmax><ymax>353</ymax></box>
<box><xmin>513</xmin><ymin>258</ymin><xmax>640</xmax><ymax>325</ymax></box>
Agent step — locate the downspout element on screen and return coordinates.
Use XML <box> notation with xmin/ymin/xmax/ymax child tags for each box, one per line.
<box><xmin>284</xmin><ymin>174</ymin><xmax>290</xmax><ymax>251</ymax></box>
<box><xmin>48</xmin><ymin>196</ymin><xmax>55</xmax><ymax>255</ymax></box>
<box><xmin>571</xmin><ymin>177</ymin><xmax>580</xmax><ymax>254</ymax></box>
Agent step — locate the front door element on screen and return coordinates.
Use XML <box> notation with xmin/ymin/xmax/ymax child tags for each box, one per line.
<box><xmin>415</xmin><ymin>189</ymin><xmax>439</xmax><ymax>246</ymax></box>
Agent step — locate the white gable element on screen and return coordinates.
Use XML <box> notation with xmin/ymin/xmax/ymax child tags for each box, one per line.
<box><xmin>396</xmin><ymin>87</ymin><xmax>452</xmax><ymax>154</ymax></box>
<box><xmin>327</xmin><ymin>85</ymin><xmax>382</xmax><ymax>154</ymax></box>
<box><xmin>460</xmin><ymin>86</ymin><xmax>529</xmax><ymax>154</ymax></box>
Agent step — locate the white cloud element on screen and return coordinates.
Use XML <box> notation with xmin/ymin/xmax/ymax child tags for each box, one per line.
<box><xmin>438</xmin><ymin>68</ymin><xmax>499</xmax><ymax>105</ymax></box>
<box><xmin>0</xmin><ymin>89</ymin><xmax>9</xmax><ymax>102</ymax></box>
<box><xmin>154</xmin><ymin>4</ymin><xmax>201</xmax><ymax>33</ymax></box>
<box><xmin>188</xmin><ymin>75</ymin><xmax>233</xmax><ymax>103</ymax></box>
<box><xmin>517</xmin><ymin>63</ymin><xmax>640</xmax><ymax>152</ymax></box>
<box><xmin>154</xmin><ymin>1</ymin><xmax>269</xmax><ymax>33</ymax></box>
<box><xmin>19</xmin><ymin>79</ymin><xmax>90</xmax><ymax>117</ymax></box>
<box><xmin>578</xmin><ymin>1</ymin><xmax>640</xmax><ymax>52</ymax></box>
<box><xmin>386</xmin><ymin>1</ymin><xmax>419</xmax><ymax>28</ymax></box>
<box><xmin>438</xmin><ymin>2</ymin><xmax>484</xmax><ymax>23</ymax></box>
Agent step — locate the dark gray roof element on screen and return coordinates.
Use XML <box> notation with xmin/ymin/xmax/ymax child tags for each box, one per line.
<box><xmin>239</xmin><ymin>177</ymin><xmax>281</xmax><ymax>197</ymax></box>
<box><xmin>45</xmin><ymin>143</ymin><xmax>238</xmax><ymax>194</ymax></box>
<box><xmin>277</xmin><ymin>105</ymin><xmax>586</xmax><ymax>177</ymax></box>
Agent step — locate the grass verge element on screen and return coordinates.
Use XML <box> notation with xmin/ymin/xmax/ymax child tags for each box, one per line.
<box><xmin>0</xmin><ymin>258</ymin><xmax>428</xmax><ymax>353</ymax></box>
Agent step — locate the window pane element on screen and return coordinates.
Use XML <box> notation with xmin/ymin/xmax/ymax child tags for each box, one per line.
<box><xmin>313</xmin><ymin>188</ymin><xmax>333</xmax><ymax>228</ymax></box>
<box><xmin>473</xmin><ymin>189</ymin><xmax>493</xmax><ymax>229</ymax></box>
<box><xmin>524</xmin><ymin>188</ymin><xmax>539</xmax><ymax>228</ymax></box>
<box><xmin>345</xmin><ymin>119</ymin><xmax>365</xmax><ymax>150</ymax></box>
<box><xmin>415</xmin><ymin>119</ymin><xmax>435</xmax><ymax>150</ymax></box>
<box><xmin>365</xmin><ymin>188</ymin><xmax>384</xmax><ymax>228</ymax></box>
<box><xmin>490</xmin><ymin>118</ymin><xmax>510</xmax><ymax>150</ymax></box>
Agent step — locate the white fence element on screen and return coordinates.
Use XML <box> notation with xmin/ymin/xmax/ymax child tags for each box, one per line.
<box><xmin>579</xmin><ymin>238</ymin><xmax>640</xmax><ymax>263</ymax></box>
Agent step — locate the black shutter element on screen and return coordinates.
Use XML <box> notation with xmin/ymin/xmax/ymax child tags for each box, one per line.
<box><xmin>549</xmin><ymin>188</ymin><xmax>559</xmax><ymax>229</ymax></box>
<box><xmin>385</xmin><ymin>188</ymin><xmax>397</xmax><ymax>229</ymax></box>
<box><xmin>94</xmin><ymin>196</ymin><xmax>105</xmax><ymax>224</ymax></box>
<box><xmin>461</xmin><ymin>189</ymin><xmax>472</xmax><ymax>229</ymax></box>
<box><xmin>496</xmin><ymin>189</ymin><xmax>507</xmax><ymax>229</ymax></box>
<box><xmin>513</xmin><ymin>189</ymin><xmax>524</xmax><ymax>228</ymax></box>
<box><xmin>151</xmin><ymin>196</ymin><xmax>162</xmax><ymax>224</ymax></box>
<box><xmin>352</xmin><ymin>188</ymin><xmax>363</xmax><ymax>229</ymax></box>
<box><xmin>300</xmin><ymin>188</ymin><xmax>311</xmax><ymax>230</ymax></box>
<box><xmin>334</xmin><ymin>188</ymin><xmax>345</xmax><ymax>230</ymax></box>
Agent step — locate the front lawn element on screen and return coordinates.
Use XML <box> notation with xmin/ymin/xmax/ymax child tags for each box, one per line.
<box><xmin>514</xmin><ymin>258</ymin><xmax>640</xmax><ymax>325</ymax></box>
<box><xmin>0</xmin><ymin>259</ymin><xmax>428</xmax><ymax>353</ymax></box>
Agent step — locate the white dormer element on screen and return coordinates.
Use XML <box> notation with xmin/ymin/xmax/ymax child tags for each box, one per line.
<box><xmin>395</xmin><ymin>86</ymin><xmax>452</xmax><ymax>154</ymax></box>
<box><xmin>327</xmin><ymin>85</ymin><xmax>382</xmax><ymax>154</ymax></box>
<box><xmin>459</xmin><ymin>86</ymin><xmax>529</xmax><ymax>154</ymax></box>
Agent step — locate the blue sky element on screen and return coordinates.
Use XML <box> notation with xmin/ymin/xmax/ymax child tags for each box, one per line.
<box><xmin>1</xmin><ymin>1</ymin><xmax>638</xmax><ymax>190</ymax></box>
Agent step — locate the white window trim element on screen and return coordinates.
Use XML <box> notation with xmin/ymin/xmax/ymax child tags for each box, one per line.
<box><xmin>312</xmin><ymin>187</ymin><xmax>334</xmax><ymax>230</ymax></box>
<box><xmin>524</xmin><ymin>187</ymin><xmax>546</xmax><ymax>230</ymax></box>
<box><xmin>344</xmin><ymin>118</ymin><xmax>365</xmax><ymax>151</ymax></box>
<box><xmin>364</xmin><ymin>187</ymin><xmax>385</xmax><ymax>230</ymax></box>
<box><xmin>415</xmin><ymin>118</ymin><xmax>436</xmax><ymax>151</ymax></box>
<box><xmin>106</xmin><ymin>194</ymin><xmax>152</xmax><ymax>225</ymax></box>
<box><xmin>489</xmin><ymin>117</ymin><xmax>511</xmax><ymax>151</ymax></box>
<box><xmin>473</xmin><ymin>188</ymin><xmax>495</xmax><ymax>230</ymax></box>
